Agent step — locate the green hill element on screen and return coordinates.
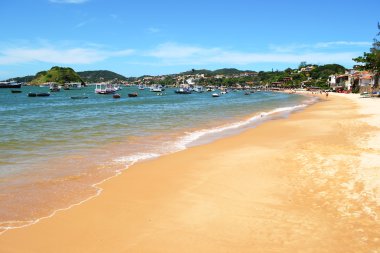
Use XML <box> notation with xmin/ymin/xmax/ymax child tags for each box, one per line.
<box><xmin>30</xmin><ymin>66</ymin><xmax>84</xmax><ymax>85</ymax></box>
<box><xmin>78</xmin><ymin>70</ymin><xmax>127</xmax><ymax>83</ymax></box>
<box><xmin>181</xmin><ymin>68</ymin><xmax>256</xmax><ymax>76</ymax></box>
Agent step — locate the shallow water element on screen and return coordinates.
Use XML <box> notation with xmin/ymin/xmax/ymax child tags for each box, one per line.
<box><xmin>0</xmin><ymin>85</ymin><xmax>312</xmax><ymax>232</ymax></box>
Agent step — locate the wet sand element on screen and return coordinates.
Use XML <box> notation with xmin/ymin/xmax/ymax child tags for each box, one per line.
<box><xmin>0</xmin><ymin>93</ymin><xmax>379</xmax><ymax>253</ymax></box>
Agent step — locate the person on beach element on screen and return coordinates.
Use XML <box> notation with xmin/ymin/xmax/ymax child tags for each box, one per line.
<box><xmin>325</xmin><ymin>92</ymin><xmax>329</xmax><ymax>98</ymax></box>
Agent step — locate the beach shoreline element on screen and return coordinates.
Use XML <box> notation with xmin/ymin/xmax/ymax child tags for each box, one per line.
<box><xmin>0</xmin><ymin>91</ymin><xmax>313</xmax><ymax>232</ymax></box>
<box><xmin>0</xmin><ymin>93</ymin><xmax>379</xmax><ymax>252</ymax></box>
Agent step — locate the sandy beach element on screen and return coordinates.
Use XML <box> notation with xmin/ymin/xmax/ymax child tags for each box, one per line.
<box><xmin>1</xmin><ymin>93</ymin><xmax>379</xmax><ymax>252</ymax></box>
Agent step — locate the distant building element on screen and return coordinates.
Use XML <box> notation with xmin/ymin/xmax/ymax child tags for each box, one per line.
<box><xmin>299</xmin><ymin>66</ymin><xmax>315</xmax><ymax>73</ymax></box>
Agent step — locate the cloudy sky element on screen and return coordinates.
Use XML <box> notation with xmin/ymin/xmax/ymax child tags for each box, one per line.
<box><xmin>0</xmin><ymin>0</ymin><xmax>379</xmax><ymax>79</ymax></box>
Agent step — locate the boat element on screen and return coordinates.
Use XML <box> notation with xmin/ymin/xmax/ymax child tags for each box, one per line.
<box><xmin>64</xmin><ymin>82</ymin><xmax>83</xmax><ymax>90</ymax></box>
<box><xmin>128</xmin><ymin>92</ymin><xmax>138</xmax><ymax>97</ymax></box>
<box><xmin>192</xmin><ymin>86</ymin><xmax>204</xmax><ymax>93</ymax></box>
<box><xmin>37</xmin><ymin>93</ymin><xmax>50</xmax><ymax>97</ymax></box>
<box><xmin>244</xmin><ymin>92</ymin><xmax>250</xmax><ymax>95</ymax></box>
<box><xmin>49</xmin><ymin>83</ymin><xmax>61</xmax><ymax>92</ymax></box>
<box><xmin>0</xmin><ymin>81</ymin><xmax>21</xmax><ymax>88</ymax></box>
<box><xmin>113</xmin><ymin>84</ymin><xmax>122</xmax><ymax>91</ymax></box>
<box><xmin>150</xmin><ymin>84</ymin><xmax>164</xmax><ymax>92</ymax></box>
<box><xmin>113</xmin><ymin>93</ymin><xmax>121</xmax><ymax>99</ymax></box>
<box><xmin>175</xmin><ymin>76</ymin><xmax>192</xmax><ymax>94</ymax></box>
<box><xmin>174</xmin><ymin>87</ymin><xmax>192</xmax><ymax>94</ymax></box>
<box><xmin>11</xmin><ymin>90</ymin><xmax>22</xmax><ymax>93</ymax></box>
<box><xmin>137</xmin><ymin>84</ymin><xmax>145</xmax><ymax>90</ymax></box>
<box><xmin>360</xmin><ymin>92</ymin><xmax>371</xmax><ymax>98</ymax></box>
<box><xmin>95</xmin><ymin>83</ymin><xmax>116</xmax><ymax>94</ymax></box>
<box><xmin>212</xmin><ymin>93</ymin><xmax>220</xmax><ymax>97</ymax></box>
<box><xmin>70</xmin><ymin>96</ymin><xmax>88</xmax><ymax>99</ymax></box>
<box><xmin>28</xmin><ymin>92</ymin><xmax>50</xmax><ymax>97</ymax></box>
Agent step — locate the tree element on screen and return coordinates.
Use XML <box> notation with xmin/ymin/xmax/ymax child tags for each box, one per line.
<box><xmin>353</xmin><ymin>22</ymin><xmax>380</xmax><ymax>87</ymax></box>
<box><xmin>298</xmin><ymin>61</ymin><xmax>307</xmax><ymax>69</ymax></box>
<box><xmin>284</xmin><ymin>68</ymin><xmax>292</xmax><ymax>75</ymax></box>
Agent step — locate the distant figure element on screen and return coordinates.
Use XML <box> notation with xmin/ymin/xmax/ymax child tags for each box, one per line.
<box><xmin>325</xmin><ymin>92</ymin><xmax>329</xmax><ymax>98</ymax></box>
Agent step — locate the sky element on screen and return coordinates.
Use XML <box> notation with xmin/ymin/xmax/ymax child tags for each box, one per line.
<box><xmin>0</xmin><ymin>0</ymin><xmax>379</xmax><ymax>79</ymax></box>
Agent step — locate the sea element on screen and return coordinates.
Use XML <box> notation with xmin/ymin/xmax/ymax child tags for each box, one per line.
<box><xmin>0</xmin><ymin>85</ymin><xmax>315</xmax><ymax>233</ymax></box>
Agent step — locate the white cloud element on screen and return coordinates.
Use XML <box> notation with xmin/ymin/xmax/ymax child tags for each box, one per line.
<box><xmin>75</xmin><ymin>21</ymin><xmax>89</xmax><ymax>28</ymax></box>
<box><xmin>270</xmin><ymin>41</ymin><xmax>372</xmax><ymax>53</ymax></box>
<box><xmin>148</xmin><ymin>27</ymin><xmax>161</xmax><ymax>33</ymax></box>
<box><xmin>146</xmin><ymin>42</ymin><xmax>220</xmax><ymax>59</ymax></box>
<box><xmin>315</xmin><ymin>41</ymin><xmax>372</xmax><ymax>48</ymax></box>
<box><xmin>0</xmin><ymin>40</ymin><xmax>362</xmax><ymax>69</ymax></box>
<box><xmin>49</xmin><ymin>0</ymin><xmax>89</xmax><ymax>3</ymax></box>
<box><xmin>0</xmin><ymin>46</ymin><xmax>134</xmax><ymax>65</ymax></box>
<box><xmin>145</xmin><ymin>42</ymin><xmax>359</xmax><ymax>66</ymax></box>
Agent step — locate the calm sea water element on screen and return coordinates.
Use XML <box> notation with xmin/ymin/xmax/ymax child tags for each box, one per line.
<box><xmin>0</xmin><ymin>85</ymin><xmax>314</xmax><ymax>232</ymax></box>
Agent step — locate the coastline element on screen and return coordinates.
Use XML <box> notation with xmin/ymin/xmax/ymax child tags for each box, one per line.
<box><xmin>0</xmin><ymin>93</ymin><xmax>379</xmax><ymax>252</ymax></box>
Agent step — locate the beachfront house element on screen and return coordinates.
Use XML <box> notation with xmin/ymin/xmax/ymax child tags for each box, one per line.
<box><xmin>328</xmin><ymin>75</ymin><xmax>337</xmax><ymax>90</ymax></box>
<box><xmin>335</xmin><ymin>74</ymin><xmax>353</xmax><ymax>91</ymax></box>
<box><xmin>358</xmin><ymin>72</ymin><xmax>375</xmax><ymax>93</ymax></box>
<box><xmin>328</xmin><ymin>70</ymin><xmax>376</xmax><ymax>93</ymax></box>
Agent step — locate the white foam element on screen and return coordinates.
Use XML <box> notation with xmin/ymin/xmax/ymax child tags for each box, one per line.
<box><xmin>114</xmin><ymin>153</ymin><xmax>160</xmax><ymax>168</ymax></box>
<box><xmin>175</xmin><ymin>103</ymin><xmax>308</xmax><ymax>149</ymax></box>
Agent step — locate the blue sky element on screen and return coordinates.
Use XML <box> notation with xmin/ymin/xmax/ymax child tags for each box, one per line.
<box><xmin>0</xmin><ymin>0</ymin><xmax>379</xmax><ymax>79</ymax></box>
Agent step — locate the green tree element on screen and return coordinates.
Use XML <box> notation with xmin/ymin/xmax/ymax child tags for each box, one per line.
<box><xmin>353</xmin><ymin>22</ymin><xmax>380</xmax><ymax>87</ymax></box>
<box><xmin>284</xmin><ymin>68</ymin><xmax>292</xmax><ymax>75</ymax></box>
<box><xmin>298</xmin><ymin>61</ymin><xmax>307</xmax><ymax>69</ymax></box>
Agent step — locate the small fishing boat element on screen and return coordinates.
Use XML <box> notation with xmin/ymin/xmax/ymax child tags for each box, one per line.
<box><xmin>150</xmin><ymin>85</ymin><xmax>164</xmax><ymax>92</ymax></box>
<box><xmin>174</xmin><ymin>88</ymin><xmax>192</xmax><ymax>94</ymax></box>
<box><xmin>37</xmin><ymin>93</ymin><xmax>50</xmax><ymax>97</ymax></box>
<box><xmin>128</xmin><ymin>92</ymin><xmax>138</xmax><ymax>97</ymax></box>
<box><xmin>49</xmin><ymin>83</ymin><xmax>61</xmax><ymax>92</ymax></box>
<box><xmin>11</xmin><ymin>90</ymin><xmax>22</xmax><ymax>93</ymax></box>
<box><xmin>212</xmin><ymin>93</ymin><xmax>220</xmax><ymax>97</ymax></box>
<box><xmin>71</xmin><ymin>96</ymin><xmax>88</xmax><ymax>99</ymax></box>
<box><xmin>360</xmin><ymin>92</ymin><xmax>371</xmax><ymax>98</ymax></box>
<box><xmin>28</xmin><ymin>92</ymin><xmax>50</xmax><ymax>97</ymax></box>
<box><xmin>113</xmin><ymin>93</ymin><xmax>121</xmax><ymax>99</ymax></box>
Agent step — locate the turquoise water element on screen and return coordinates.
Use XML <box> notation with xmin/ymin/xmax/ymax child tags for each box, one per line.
<box><xmin>0</xmin><ymin>85</ymin><xmax>313</xmax><ymax>231</ymax></box>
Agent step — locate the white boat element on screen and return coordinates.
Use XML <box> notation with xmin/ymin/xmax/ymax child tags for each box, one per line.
<box><xmin>192</xmin><ymin>86</ymin><xmax>204</xmax><ymax>93</ymax></box>
<box><xmin>64</xmin><ymin>82</ymin><xmax>83</xmax><ymax>90</ymax></box>
<box><xmin>175</xmin><ymin>87</ymin><xmax>191</xmax><ymax>94</ymax></box>
<box><xmin>212</xmin><ymin>93</ymin><xmax>220</xmax><ymax>97</ymax></box>
<box><xmin>49</xmin><ymin>82</ymin><xmax>61</xmax><ymax>92</ymax></box>
<box><xmin>150</xmin><ymin>84</ymin><xmax>164</xmax><ymax>92</ymax></box>
<box><xmin>95</xmin><ymin>83</ymin><xmax>116</xmax><ymax>94</ymax></box>
<box><xmin>114</xmin><ymin>84</ymin><xmax>122</xmax><ymax>91</ymax></box>
<box><xmin>137</xmin><ymin>84</ymin><xmax>146</xmax><ymax>90</ymax></box>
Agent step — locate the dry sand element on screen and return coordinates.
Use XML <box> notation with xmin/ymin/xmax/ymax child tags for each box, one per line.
<box><xmin>0</xmin><ymin>93</ymin><xmax>379</xmax><ymax>253</ymax></box>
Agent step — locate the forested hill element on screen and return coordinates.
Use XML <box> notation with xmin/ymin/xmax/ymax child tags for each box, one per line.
<box><xmin>30</xmin><ymin>66</ymin><xmax>84</xmax><ymax>85</ymax></box>
<box><xmin>78</xmin><ymin>70</ymin><xmax>127</xmax><ymax>83</ymax></box>
<box><xmin>181</xmin><ymin>68</ymin><xmax>256</xmax><ymax>76</ymax></box>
